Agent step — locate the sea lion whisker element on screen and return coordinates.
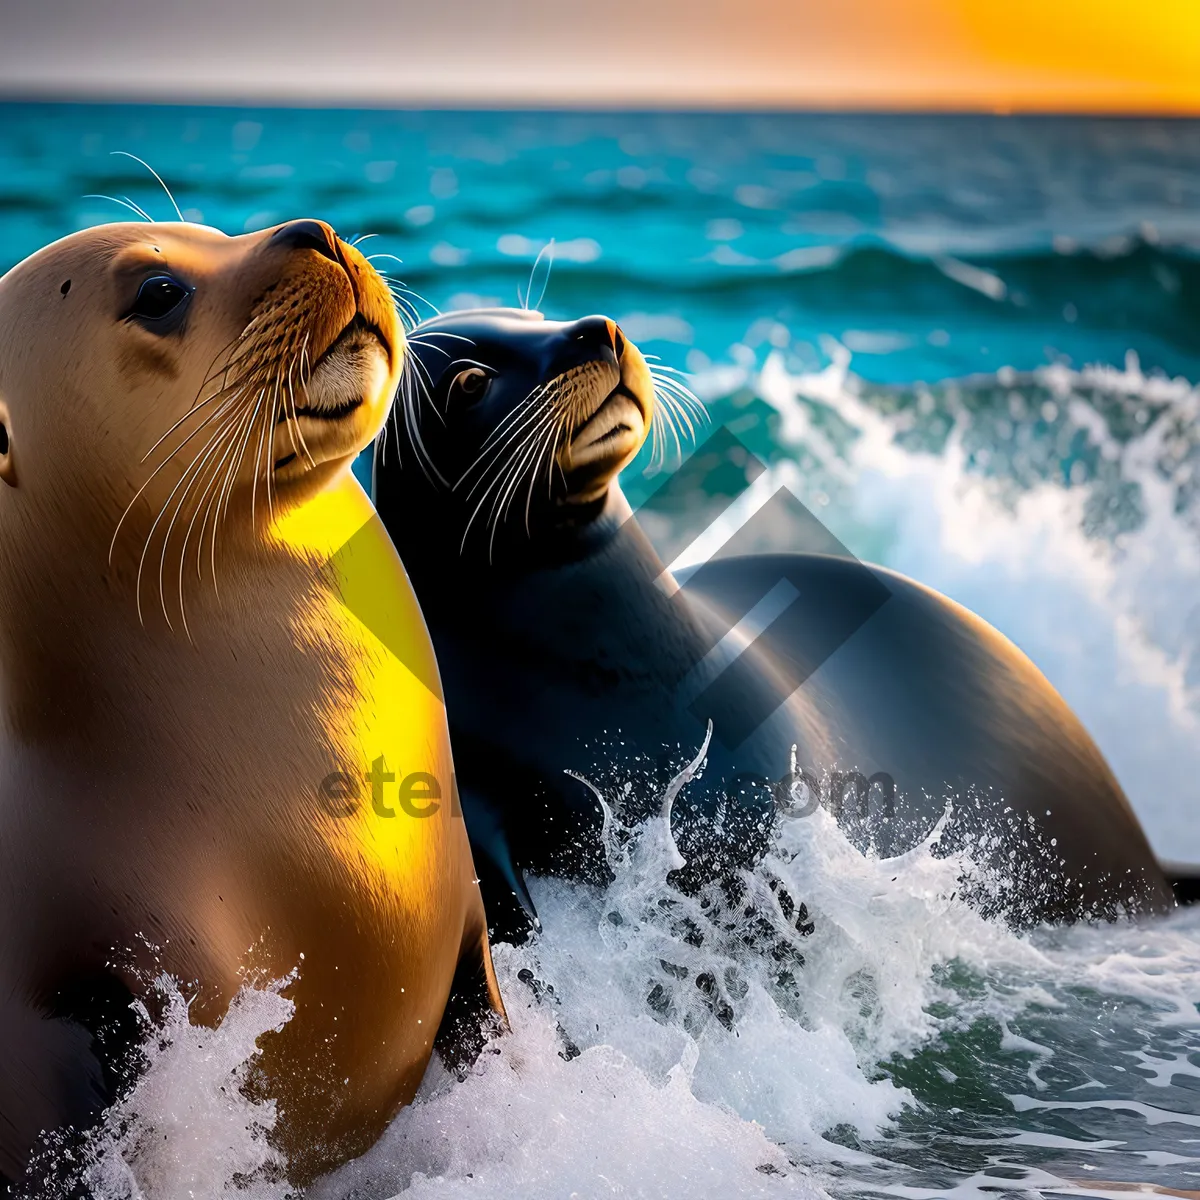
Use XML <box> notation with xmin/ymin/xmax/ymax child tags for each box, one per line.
<box><xmin>648</xmin><ymin>413</ymin><xmax>663</xmax><ymax>474</ymax></box>
<box><xmin>385</xmin><ymin>285</ymin><xmax>421</xmax><ymax>331</ymax></box>
<box><xmin>82</xmin><ymin>193</ymin><xmax>154</xmax><ymax>223</ymax></box>
<box><xmin>494</xmin><ymin>409</ymin><xmax>559</xmax><ymax>532</ymax></box>
<box><xmin>186</xmin><ymin>399</ymin><xmax>257</xmax><ymax>591</ymax></box>
<box><xmin>643</xmin><ymin>355</ymin><xmax>686</xmax><ymax>373</ymax></box>
<box><xmin>284</xmin><ymin>338</ymin><xmax>318</xmax><ymax>469</ymax></box>
<box><xmin>378</xmin><ymin>272</ymin><xmax>424</xmax><ymax>301</ymax></box>
<box><xmin>111</xmin><ymin>151</ymin><xmax>187</xmax><ymax>223</ymax></box>
<box><xmin>521</xmin><ymin>239</ymin><xmax>555</xmax><ymax>313</ymax></box>
<box><xmin>208</xmin><ymin>396</ymin><xmax>264</xmax><ymax>600</ymax></box>
<box><xmin>388</xmin><ymin>281</ymin><xmax>440</xmax><ymax>317</ymax></box>
<box><xmin>477</xmin><ymin>421</ymin><xmax>555</xmax><ymax>560</ymax></box>
<box><xmin>249</xmin><ymin>386</ymin><xmax>273</xmax><ymax>525</ymax></box>
<box><xmin>403</xmin><ymin>347</ymin><xmax>443</xmax><ymax>421</ymax></box>
<box><xmin>199</xmin><ymin>337</ymin><xmax>275</xmax><ymax>394</ymax></box>
<box><xmin>649</xmin><ymin>374</ymin><xmax>696</xmax><ymax>429</ymax></box>
<box><xmin>662</xmin><ymin>396</ymin><xmax>705</xmax><ymax>434</ymax></box>
<box><xmin>665</xmin><ymin>393</ymin><xmax>690</xmax><ymax>458</ymax></box>
<box><xmin>524</xmin><ymin>417</ymin><xmax>567</xmax><ymax>535</ymax></box>
<box><xmin>139</xmin><ymin>370</ymin><xmax>257</xmax><ymax>464</ymax></box>
<box><xmin>110</xmin><ymin>386</ymin><xmax>249</xmax><ymax>565</ymax></box>
<box><xmin>178</xmin><ymin>441</ymin><xmax>240</xmax><ymax>637</ymax></box>
<box><xmin>135</xmin><ymin>397</ymin><xmax>247</xmax><ymax>627</ymax></box>
<box><xmin>404</xmin><ymin>337</ymin><xmax>455</xmax><ymax>361</ymax></box>
<box><xmin>265</xmin><ymin>394</ymin><xmax>279</xmax><ymax>519</ymax></box>
<box><xmin>162</xmin><ymin>400</ymin><xmax>256</xmax><ymax>636</ymax></box>
<box><xmin>460</xmin><ymin>410</ymin><xmax>557</xmax><ymax>554</ymax></box>
<box><xmin>375</xmin><ymin>409</ymin><xmax>389</xmax><ymax>473</ymax></box>
<box><xmin>194</xmin><ymin>426</ymin><xmax>243</xmax><ymax>586</ymax></box>
<box><xmin>662</xmin><ymin>387</ymin><xmax>708</xmax><ymax>429</ymax></box>
<box><xmin>385</xmin><ymin>370</ymin><xmax>404</xmax><ymax>467</ymax></box>
<box><xmin>456</xmin><ymin>392</ymin><xmax>544</xmax><ymax>480</ymax></box>
<box><xmin>138</xmin><ymin>329</ymin><xmax>268</xmax><ymax>465</ymax></box>
<box><xmin>405</xmin><ymin>343</ymin><xmax>440</xmax><ymax>387</ymax></box>
<box><xmin>366</xmin><ymin>252</ymin><xmax>405</xmax><ymax>268</ymax></box>
<box><xmin>195</xmin><ymin>328</ymin><xmax>257</xmax><ymax>391</ymax></box>
<box><xmin>408</xmin><ymin>330</ymin><xmax>474</xmax><ymax>351</ymax></box>
<box><xmin>456</xmin><ymin>391</ymin><xmax>552</xmax><ymax>496</ymax></box>
<box><xmin>264</xmin><ymin>372</ymin><xmax>286</xmax><ymax>518</ymax></box>
<box><xmin>492</xmin><ymin>393</ymin><xmax>563</xmax><ymax>517</ymax></box>
<box><xmin>216</xmin><ymin>384</ymin><xmax>266</xmax><ymax>535</ymax></box>
<box><xmin>470</xmin><ymin>378</ymin><xmax>554</xmax><ymax>453</ymax></box>
<box><xmin>657</xmin><ymin>386</ymin><xmax>697</xmax><ymax>443</ymax></box>
<box><xmin>652</xmin><ymin>401</ymin><xmax>673</xmax><ymax>472</ymax></box>
<box><xmin>660</xmin><ymin>376</ymin><xmax>704</xmax><ymax>428</ymax></box>
<box><xmin>201</xmin><ymin>383</ymin><xmax>270</xmax><ymax>599</ymax></box>
<box><xmin>651</xmin><ymin>388</ymin><xmax>685</xmax><ymax>464</ymax></box>
<box><xmin>280</xmin><ymin>363</ymin><xmax>303</xmax><ymax>465</ymax></box>
<box><xmin>400</xmin><ymin>343</ymin><xmax>444</xmax><ymax>403</ymax></box>
<box><xmin>156</xmin><ymin>424</ymin><xmax>231</xmax><ymax>632</ymax></box>
<box><xmin>442</xmin><ymin>357</ymin><xmax>493</xmax><ymax>373</ymax></box>
<box><xmin>395</xmin><ymin>362</ymin><xmax>449</xmax><ymax>487</ymax></box>
<box><xmin>646</xmin><ymin>359</ymin><xmax>702</xmax><ymax>389</ymax></box>
<box><xmin>410</xmin><ymin>328</ymin><xmax>474</xmax><ymax>341</ymax></box>
<box><xmin>648</xmin><ymin>365</ymin><xmax>707</xmax><ymax>411</ymax></box>
<box><xmin>490</xmin><ymin>411</ymin><xmax>562</xmax><ymax>558</ymax></box>
<box><xmin>456</xmin><ymin>408</ymin><xmax>542</xmax><ymax>505</ymax></box>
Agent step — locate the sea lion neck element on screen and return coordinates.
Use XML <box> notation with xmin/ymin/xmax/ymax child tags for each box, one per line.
<box><xmin>395</xmin><ymin>480</ymin><xmax>639</xmax><ymax>600</ymax></box>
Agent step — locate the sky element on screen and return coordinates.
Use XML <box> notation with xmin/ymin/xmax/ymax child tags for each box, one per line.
<box><xmin>2</xmin><ymin>0</ymin><xmax>1199</xmax><ymax>112</ymax></box>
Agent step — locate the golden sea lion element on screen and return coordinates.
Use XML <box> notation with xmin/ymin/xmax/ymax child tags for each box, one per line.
<box><xmin>0</xmin><ymin>219</ymin><xmax>502</xmax><ymax>1187</ymax></box>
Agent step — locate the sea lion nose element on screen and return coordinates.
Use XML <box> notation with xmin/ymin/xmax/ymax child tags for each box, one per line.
<box><xmin>572</xmin><ymin>315</ymin><xmax>625</xmax><ymax>358</ymax></box>
<box><xmin>269</xmin><ymin>219</ymin><xmax>342</xmax><ymax>264</ymax></box>
<box><xmin>606</xmin><ymin>318</ymin><xmax>626</xmax><ymax>359</ymax></box>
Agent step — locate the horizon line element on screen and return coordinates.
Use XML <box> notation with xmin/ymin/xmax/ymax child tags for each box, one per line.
<box><xmin>3</xmin><ymin>89</ymin><xmax>1200</xmax><ymax>119</ymax></box>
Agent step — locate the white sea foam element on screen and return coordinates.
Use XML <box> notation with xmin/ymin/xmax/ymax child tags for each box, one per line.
<box><xmin>44</xmin><ymin>788</ymin><xmax>1200</xmax><ymax>1200</ymax></box>
<box><xmin>690</xmin><ymin>345</ymin><xmax>1200</xmax><ymax>860</ymax></box>
<box><xmin>46</xmin><ymin>975</ymin><xmax>294</xmax><ymax>1199</ymax></box>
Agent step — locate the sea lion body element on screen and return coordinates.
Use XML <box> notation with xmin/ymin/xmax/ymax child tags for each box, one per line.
<box><xmin>372</xmin><ymin>307</ymin><xmax>1174</xmax><ymax>936</ymax></box>
<box><xmin>0</xmin><ymin>224</ymin><xmax>501</xmax><ymax>1187</ymax></box>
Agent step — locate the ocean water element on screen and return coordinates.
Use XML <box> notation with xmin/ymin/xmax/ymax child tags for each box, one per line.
<box><xmin>2</xmin><ymin>104</ymin><xmax>1200</xmax><ymax>1199</ymax></box>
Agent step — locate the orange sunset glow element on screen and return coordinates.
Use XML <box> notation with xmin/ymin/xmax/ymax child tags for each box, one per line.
<box><xmin>2</xmin><ymin>0</ymin><xmax>1199</xmax><ymax>110</ymax></box>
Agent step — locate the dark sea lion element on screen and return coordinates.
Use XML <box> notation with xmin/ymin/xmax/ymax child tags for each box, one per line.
<box><xmin>371</xmin><ymin>306</ymin><xmax>1176</xmax><ymax>940</ymax></box>
<box><xmin>0</xmin><ymin>222</ymin><xmax>502</xmax><ymax>1190</ymax></box>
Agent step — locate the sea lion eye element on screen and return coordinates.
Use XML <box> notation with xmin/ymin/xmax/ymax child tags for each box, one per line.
<box><xmin>453</xmin><ymin>368</ymin><xmax>491</xmax><ymax>400</ymax></box>
<box><xmin>126</xmin><ymin>275</ymin><xmax>192</xmax><ymax>326</ymax></box>
<box><xmin>0</xmin><ymin>416</ymin><xmax>13</xmax><ymax>487</ymax></box>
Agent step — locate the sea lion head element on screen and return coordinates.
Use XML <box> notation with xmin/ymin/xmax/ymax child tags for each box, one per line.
<box><xmin>378</xmin><ymin>307</ymin><xmax>697</xmax><ymax>560</ymax></box>
<box><xmin>0</xmin><ymin>218</ymin><xmax>401</xmax><ymax>617</ymax></box>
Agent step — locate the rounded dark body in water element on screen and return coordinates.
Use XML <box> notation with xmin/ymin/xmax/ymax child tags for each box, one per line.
<box><xmin>373</xmin><ymin>307</ymin><xmax>1175</xmax><ymax>939</ymax></box>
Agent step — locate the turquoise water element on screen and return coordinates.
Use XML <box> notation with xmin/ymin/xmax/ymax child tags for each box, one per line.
<box><xmin>4</xmin><ymin>104</ymin><xmax>1200</xmax><ymax>1200</ymax></box>
<box><xmin>4</xmin><ymin>108</ymin><xmax>1200</xmax><ymax>386</ymax></box>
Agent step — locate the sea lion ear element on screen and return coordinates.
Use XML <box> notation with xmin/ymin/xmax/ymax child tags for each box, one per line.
<box><xmin>0</xmin><ymin>398</ymin><xmax>15</xmax><ymax>487</ymax></box>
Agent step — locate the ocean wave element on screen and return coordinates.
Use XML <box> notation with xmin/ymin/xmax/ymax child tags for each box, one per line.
<box><xmin>651</xmin><ymin>344</ymin><xmax>1200</xmax><ymax>860</ymax></box>
<box><xmin>33</xmin><ymin>790</ymin><xmax>1200</xmax><ymax>1200</ymax></box>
